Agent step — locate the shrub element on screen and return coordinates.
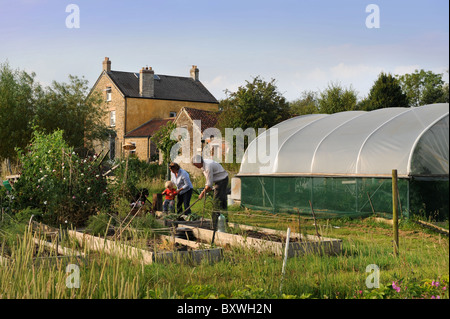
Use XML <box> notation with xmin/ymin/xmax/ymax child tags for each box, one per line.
<box><xmin>111</xmin><ymin>156</ymin><xmax>166</xmax><ymax>200</ymax></box>
<box><xmin>12</xmin><ymin>129</ymin><xmax>111</xmax><ymax>227</ymax></box>
<box><xmin>86</xmin><ymin>212</ymin><xmax>115</xmax><ymax>236</ymax></box>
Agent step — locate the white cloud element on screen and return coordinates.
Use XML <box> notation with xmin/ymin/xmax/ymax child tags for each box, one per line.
<box><xmin>330</xmin><ymin>63</ymin><xmax>383</xmax><ymax>79</ymax></box>
<box><xmin>393</xmin><ymin>65</ymin><xmax>421</xmax><ymax>76</ymax></box>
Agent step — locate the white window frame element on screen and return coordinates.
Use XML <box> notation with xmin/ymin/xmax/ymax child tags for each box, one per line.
<box><xmin>110</xmin><ymin>110</ymin><xmax>116</xmax><ymax>127</ymax></box>
<box><xmin>106</xmin><ymin>87</ymin><xmax>112</xmax><ymax>102</ymax></box>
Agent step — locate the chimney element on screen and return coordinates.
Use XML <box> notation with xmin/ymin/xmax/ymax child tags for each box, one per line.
<box><xmin>102</xmin><ymin>57</ymin><xmax>111</xmax><ymax>72</ymax></box>
<box><xmin>139</xmin><ymin>66</ymin><xmax>154</xmax><ymax>97</ymax></box>
<box><xmin>190</xmin><ymin>65</ymin><xmax>199</xmax><ymax>81</ymax></box>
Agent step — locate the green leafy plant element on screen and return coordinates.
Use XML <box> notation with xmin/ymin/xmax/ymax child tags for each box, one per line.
<box><xmin>86</xmin><ymin>212</ymin><xmax>115</xmax><ymax>236</ymax></box>
<box><xmin>12</xmin><ymin>129</ymin><xmax>111</xmax><ymax>227</ymax></box>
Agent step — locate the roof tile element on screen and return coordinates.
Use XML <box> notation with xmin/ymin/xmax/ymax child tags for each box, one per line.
<box><xmin>107</xmin><ymin>71</ymin><xmax>218</xmax><ymax>104</ymax></box>
<box><xmin>125</xmin><ymin>118</ymin><xmax>174</xmax><ymax>138</ymax></box>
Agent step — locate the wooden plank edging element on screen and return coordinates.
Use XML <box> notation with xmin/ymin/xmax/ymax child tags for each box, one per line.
<box><xmin>67</xmin><ymin>230</ymin><xmax>223</xmax><ymax>264</ymax></box>
<box><xmin>180</xmin><ymin>224</ymin><xmax>342</xmax><ymax>257</ymax></box>
<box><xmin>67</xmin><ymin>230</ymin><xmax>154</xmax><ymax>264</ymax></box>
<box><xmin>33</xmin><ymin>238</ymin><xmax>85</xmax><ymax>257</ymax></box>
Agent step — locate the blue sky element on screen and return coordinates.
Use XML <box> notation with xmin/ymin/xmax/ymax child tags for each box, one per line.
<box><xmin>0</xmin><ymin>0</ymin><xmax>448</xmax><ymax>101</ymax></box>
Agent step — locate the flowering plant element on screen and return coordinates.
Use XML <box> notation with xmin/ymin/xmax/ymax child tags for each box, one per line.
<box><xmin>12</xmin><ymin>129</ymin><xmax>111</xmax><ymax>226</ymax></box>
<box><xmin>357</xmin><ymin>275</ymin><xmax>448</xmax><ymax>299</ymax></box>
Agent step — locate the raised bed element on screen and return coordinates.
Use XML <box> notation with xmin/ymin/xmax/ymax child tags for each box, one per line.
<box><xmin>180</xmin><ymin>222</ymin><xmax>342</xmax><ymax>257</ymax></box>
<box><xmin>0</xmin><ymin>234</ymin><xmax>85</xmax><ymax>268</ymax></box>
<box><xmin>30</xmin><ymin>221</ymin><xmax>85</xmax><ymax>257</ymax></box>
<box><xmin>67</xmin><ymin>229</ymin><xmax>223</xmax><ymax>265</ymax></box>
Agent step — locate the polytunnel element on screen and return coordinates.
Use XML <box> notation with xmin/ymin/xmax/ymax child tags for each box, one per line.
<box><xmin>237</xmin><ymin>103</ymin><xmax>449</xmax><ymax>219</ymax></box>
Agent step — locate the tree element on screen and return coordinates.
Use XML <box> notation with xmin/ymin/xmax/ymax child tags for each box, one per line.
<box><xmin>150</xmin><ymin>121</ymin><xmax>177</xmax><ymax>180</ymax></box>
<box><xmin>217</xmin><ymin>76</ymin><xmax>290</xmax><ymax>131</ymax></box>
<box><xmin>13</xmin><ymin>129</ymin><xmax>110</xmax><ymax>226</ymax></box>
<box><xmin>361</xmin><ymin>72</ymin><xmax>409</xmax><ymax>111</ymax></box>
<box><xmin>317</xmin><ymin>82</ymin><xmax>358</xmax><ymax>114</ymax></box>
<box><xmin>289</xmin><ymin>90</ymin><xmax>319</xmax><ymax>116</ymax></box>
<box><xmin>33</xmin><ymin>75</ymin><xmax>111</xmax><ymax>155</ymax></box>
<box><xmin>0</xmin><ymin>62</ymin><xmax>37</xmax><ymax>162</ymax></box>
<box><xmin>397</xmin><ymin>69</ymin><xmax>447</xmax><ymax>107</ymax></box>
<box><xmin>1</xmin><ymin>62</ymin><xmax>111</xmax><ymax>164</ymax></box>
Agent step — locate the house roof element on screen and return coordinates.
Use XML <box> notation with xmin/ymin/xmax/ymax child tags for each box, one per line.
<box><xmin>107</xmin><ymin>71</ymin><xmax>218</xmax><ymax>104</ymax></box>
<box><xmin>181</xmin><ymin>107</ymin><xmax>220</xmax><ymax>132</ymax></box>
<box><xmin>125</xmin><ymin>118</ymin><xmax>174</xmax><ymax>138</ymax></box>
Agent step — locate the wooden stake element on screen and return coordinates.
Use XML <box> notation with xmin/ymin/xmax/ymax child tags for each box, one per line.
<box><xmin>295</xmin><ymin>208</ymin><xmax>303</xmax><ymax>242</ymax></box>
<box><xmin>392</xmin><ymin>169</ymin><xmax>399</xmax><ymax>257</ymax></box>
<box><xmin>280</xmin><ymin>227</ymin><xmax>291</xmax><ymax>294</ymax></box>
<box><xmin>200</xmin><ymin>195</ymin><xmax>207</xmax><ymax>227</ymax></box>
<box><xmin>309</xmin><ymin>200</ymin><xmax>321</xmax><ymax>238</ymax></box>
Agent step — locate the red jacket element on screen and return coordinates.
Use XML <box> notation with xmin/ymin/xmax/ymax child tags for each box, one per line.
<box><xmin>162</xmin><ymin>188</ymin><xmax>177</xmax><ymax>200</ymax></box>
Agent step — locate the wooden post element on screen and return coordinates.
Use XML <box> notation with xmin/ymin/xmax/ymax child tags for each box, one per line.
<box><xmin>392</xmin><ymin>169</ymin><xmax>399</xmax><ymax>257</ymax></box>
<box><xmin>309</xmin><ymin>200</ymin><xmax>321</xmax><ymax>237</ymax></box>
<box><xmin>280</xmin><ymin>227</ymin><xmax>291</xmax><ymax>294</ymax></box>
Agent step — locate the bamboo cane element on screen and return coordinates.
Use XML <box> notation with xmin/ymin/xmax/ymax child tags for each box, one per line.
<box><xmin>392</xmin><ymin>169</ymin><xmax>399</xmax><ymax>257</ymax></box>
<box><xmin>367</xmin><ymin>192</ymin><xmax>375</xmax><ymax>214</ymax></box>
<box><xmin>279</xmin><ymin>227</ymin><xmax>291</xmax><ymax>294</ymax></box>
<box><xmin>309</xmin><ymin>200</ymin><xmax>321</xmax><ymax>238</ymax></box>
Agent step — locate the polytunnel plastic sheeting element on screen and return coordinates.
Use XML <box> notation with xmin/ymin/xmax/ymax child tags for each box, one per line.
<box><xmin>240</xmin><ymin>113</ymin><xmax>329</xmax><ymax>174</ymax></box>
<box><xmin>410</xmin><ymin>115</ymin><xmax>449</xmax><ymax>177</ymax></box>
<box><xmin>238</xmin><ymin>104</ymin><xmax>449</xmax><ymax>178</ymax></box>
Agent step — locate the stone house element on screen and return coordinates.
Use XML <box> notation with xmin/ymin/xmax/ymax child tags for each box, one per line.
<box><xmin>123</xmin><ymin>118</ymin><xmax>174</xmax><ymax>162</ymax></box>
<box><xmin>90</xmin><ymin>57</ymin><xmax>219</xmax><ymax>161</ymax></box>
<box><xmin>174</xmin><ymin>107</ymin><xmax>220</xmax><ymax>159</ymax></box>
<box><xmin>171</xmin><ymin>107</ymin><xmax>232</xmax><ymax>176</ymax></box>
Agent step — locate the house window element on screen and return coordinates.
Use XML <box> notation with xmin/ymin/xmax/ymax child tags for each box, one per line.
<box><xmin>106</xmin><ymin>87</ymin><xmax>112</xmax><ymax>101</ymax></box>
<box><xmin>109</xmin><ymin>136</ymin><xmax>116</xmax><ymax>160</ymax></box>
<box><xmin>129</xmin><ymin>142</ymin><xmax>136</xmax><ymax>154</ymax></box>
<box><xmin>110</xmin><ymin>110</ymin><xmax>116</xmax><ymax>127</ymax></box>
<box><xmin>169</xmin><ymin>111</ymin><xmax>177</xmax><ymax>117</ymax></box>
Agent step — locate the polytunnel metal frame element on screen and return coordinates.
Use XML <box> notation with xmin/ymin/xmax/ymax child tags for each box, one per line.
<box><xmin>237</xmin><ymin>104</ymin><xmax>449</xmax><ymax>219</ymax></box>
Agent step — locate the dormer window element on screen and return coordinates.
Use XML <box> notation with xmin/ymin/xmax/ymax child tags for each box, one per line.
<box><xmin>106</xmin><ymin>87</ymin><xmax>112</xmax><ymax>101</ymax></box>
<box><xmin>169</xmin><ymin>111</ymin><xmax>176</xmax><ymax>117</ymax></box>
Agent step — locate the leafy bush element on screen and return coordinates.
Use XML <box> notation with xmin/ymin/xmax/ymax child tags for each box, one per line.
<box><xmin>86</xmin><ymin>212</ymin><xmax>115</xmax><ymax>236</ymax></box>
<box><xmin>110</xmin><ymin>156</ymin><xmax>166</xmax><ymax>202</ymax></box>
<box><xmin>0</xmin><ymin>185</ymin><xmax>11</xmax><ymax>211</ymax></box>
<box><xmin>12</xmin><ymin>129</ymin><xmax>111</xmax><ymax>227</ymax></box>
<box><xmin>14</xmin><ymin>207</ymin><xmax>43</xmax><ymax>223</ymax></box>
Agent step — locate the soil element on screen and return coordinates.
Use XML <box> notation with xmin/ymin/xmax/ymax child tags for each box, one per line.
<box><xmin>192</xmin><ymin>223</ymin><xmax>303</xmax><ymax>243</ymax></box>
<box><xmin>145</xmin><ymin>238</ymin><xmax>192</xmax><ymax>252</ymax></box>
<box><xmin>240</xmin><ymin>229</ymin><xmax>286</xmax><ymax>242</ymax></box>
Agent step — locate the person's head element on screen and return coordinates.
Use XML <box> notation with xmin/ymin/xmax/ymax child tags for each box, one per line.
<box><xmin>169</xmin><ymin>162</ymin><xmax>180</xmax><ymax>173</ymax></box>
<box><xmin>165</xmin><ymin>180</ymin><xmax>175</xmax><ymax>190</ymax></box>
<box><xmin>192</xmin><ymin>155</ymin><xmax>203</xmax><ymax>169</ymax></box>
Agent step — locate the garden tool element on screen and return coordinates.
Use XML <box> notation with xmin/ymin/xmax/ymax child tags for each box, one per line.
<box><xmin>175</xmin><ymin>196</ymin><xmax>202</xmax><ymax>220</ymax></box>
<box><xmin>210</xmin><ymin>211</ymin><xmax>220</xmax><ymax>244</ymax></box>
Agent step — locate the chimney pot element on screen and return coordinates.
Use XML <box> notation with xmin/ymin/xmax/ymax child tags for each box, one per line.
<box><xmin>190</xmin><ymin>65</ymin><xmax>199</xmax><ymax>81</ymax></box>
<box><xmin>103</xmin><ymin>57</ymin><xmax>111</xmax><ymax>72</ymax></box>
<box><xmin>139</xmin><ymin>66</ymin><xmax>154</xmax><ymax>97</ymax></box>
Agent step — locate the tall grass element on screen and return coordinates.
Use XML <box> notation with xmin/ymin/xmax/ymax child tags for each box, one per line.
<box><xmin>0</xmin><ymin>227</ymin><xmax>146</xmax><ymax>298</ymax></box>
<box><xmin>0</xmin><ymin>213</ymin><xmax>448</xmax><ymax>299</ymax></box>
